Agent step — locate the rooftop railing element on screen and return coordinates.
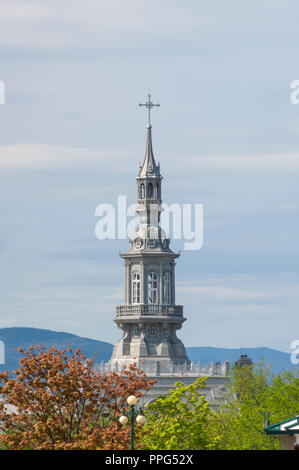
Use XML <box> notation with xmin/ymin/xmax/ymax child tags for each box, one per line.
<box><xmin>116</xmin><ymin>304</ymin><xmax>183</xmax><ymax>317</ymax></box>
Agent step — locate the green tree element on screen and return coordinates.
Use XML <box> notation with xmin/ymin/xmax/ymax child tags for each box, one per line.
<box><xmin>0</xmin><ymin>345</ymin><xmax>155</xmax><ymax>450</ymax></box>
<box><xmin>208</xmin><ymin>361</ymin><xmax>299</xmax><ymax>450</ymax></box>
<box><xmin>139</xmin><ymin>377</ymin><xmax>214</xmax><ymax>450</ymax></box>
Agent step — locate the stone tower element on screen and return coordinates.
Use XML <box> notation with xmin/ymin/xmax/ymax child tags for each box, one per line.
<box><xmin>110</xmin><ymin>95</ymin><xmax>190</xmax><ymax>374</ymax></box>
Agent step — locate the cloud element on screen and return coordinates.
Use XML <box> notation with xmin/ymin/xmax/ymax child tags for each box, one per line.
<box><xmin>0</xmin><ymin>1</ymin><xmax>203</xmax><ymax>50</ymax></box>
<box><xmin>177</xmin><ymin>277</ymin><xmax>299</xmax><ymax>305</ymax></box>
<box><xmin>101</xmin><ymin>290</ymin><xmax>123</xmax><ymax>301</ymax></box>
<box><xmin>2</xmin><ymin>0</ymin><xmax>296</xmax><ymax>53</ymax></box>
<box><xmin>181</xmin><ymin>153</ymin><xmax>299</xmax><ymax>173</ymax></box>
<box><xmin>189</xmin><ymin>125</ymin><xmax>257</xmax><ymax>138</ymax></box>
<box><xmin>0</xmin><ymin>144</ymin><xmax>131</xmax><ymax>171</ymax></box>
<box><xmin>0</xmin><ymin>2</ymin><xmax>53</xmax><ymax>22</ymax></box>
<box><xmin>177</xmin><ymin>284</ymin><xmax>273</xmax><ymax>302</ymax></box>
<box><xmin>9</xmin><ymin>293</ymin><xmax>41</xmax><ymax>300</ymax></box>
<box><xmin>2</xmin><ymin>143</ymin><xmax>299</xmax><ymax>175</ymax></box>
<box><xmin>179</xmin><ymin>284</ymin><xmax>262</xmax><ymax>297</ymax></box>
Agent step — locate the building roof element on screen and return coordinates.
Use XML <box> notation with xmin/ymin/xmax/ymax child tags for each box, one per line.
<box><xmin>264</xmin><ymin>415</ymin><xmax>299</xmax><ymax>435</ymax></box>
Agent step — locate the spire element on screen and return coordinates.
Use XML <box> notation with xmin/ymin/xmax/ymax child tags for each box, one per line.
<box><xmin>138</xmin><ymin>94</ymin><xmax>161</xmax><ymax>178</ymax></box>
<box><xmin>138</xmin><ymin>124</ymin><xmax>161</xmax><ymax>177</ymax></box>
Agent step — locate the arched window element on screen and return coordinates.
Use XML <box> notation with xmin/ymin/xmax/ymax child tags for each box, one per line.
<box><xmin>132</xmin><ymin>272</ymin><xmax>140</xmax><ymax>304</ymax></box>
<box><xmin>163</xmin><ymin>272</ymin><xmax>171</xmax><ymax>304</ymax></box>
<box><xmin>140</xmin><ymin>183</ymin><xmax>145</xmax><ymax>199</ymax></box>
<box><xmin>147</xmin><ymin>183</ymin><xmax>153</xmax><ymax>198</ymax></box>
<box><xmin>148</xmin><ymin>272</ymin><xmax>158</xmax><ymax>304</ymax></box>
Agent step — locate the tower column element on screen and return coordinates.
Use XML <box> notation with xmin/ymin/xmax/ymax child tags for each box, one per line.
<box><xmin>172</xmin><ymin>263</ymin><xmax>175</xmax><ymax>304</ymax></box>
<box><xmin>125</xmin><ymin>263</ymin><xmax>128</xmax><ymax>304</ymax></box>
<box><xmin>159</xmin><ymin>263</ymin><xmax>163</xmax><ymax>304</ymax></box>
<box><xmin>141</xmin><ymin>263</ymin><xmax>145</xmax><ymax>303</ymax></box>
<box><xmin>127</xmin><ymin>263</ymin><xmax>131</xmax><ymax>304</ymax></box>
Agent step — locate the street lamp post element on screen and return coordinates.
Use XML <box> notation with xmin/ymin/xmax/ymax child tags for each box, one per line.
<box><xmin>119</xmin><ymin>395</ymin><xmax>146</xmax><ymax>450</ymax></box>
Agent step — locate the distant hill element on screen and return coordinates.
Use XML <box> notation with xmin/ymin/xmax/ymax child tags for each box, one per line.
<box><xmin>0</xmin><ymin>327</ymin><xmax>113</xmax><ymax>373</ymax></box>
<box><xmin>0</xmin><ymin>327</ymin><xmax>296</xmax><ymax>375</ymax></box>
<box><xmin>186</xmin><ymin>346</ymin><xmax>295</xmax><ymax>375</ymax></box>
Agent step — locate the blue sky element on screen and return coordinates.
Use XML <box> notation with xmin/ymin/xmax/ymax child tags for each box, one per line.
<box><xmin>1</xmin><ymin>1</ymin><xmax>299</xmax><ymax>352</ymax></box>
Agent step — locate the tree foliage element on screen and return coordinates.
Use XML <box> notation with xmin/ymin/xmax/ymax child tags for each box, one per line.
<box><xmin>1</xmin><ymin>346</ymin><xmax>298</xmax><ymax>451</ymax></box>
<box><xmin>139</xmin><ymin>377</ymin><xmax>213</xmax><ymax>450</ymax></box>
<box><xmin>0</xmin><ymin>345</ymin><xmax>155</xmax><ymax>450</ymax></box>
<box><xmin>208</xmin><ymin>361</ymin><xmax>299</xmax><ymax>450</ymax></box>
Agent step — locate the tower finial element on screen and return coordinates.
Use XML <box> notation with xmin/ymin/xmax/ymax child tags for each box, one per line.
<box><xmin>139</xmin><ymin>94</ymin><xmax>160</xmax><ymax>126</ymax></box>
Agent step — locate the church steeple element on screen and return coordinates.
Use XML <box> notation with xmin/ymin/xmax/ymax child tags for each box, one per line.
<box><xmin>138</xmin><ymin>125</ymin><xmax>161</xmax><ymax>178</ymax></box>
<box><xmin>109</xmin><ymin>95</ymin><xmax>190</xmax><ymax>375</ymax></box>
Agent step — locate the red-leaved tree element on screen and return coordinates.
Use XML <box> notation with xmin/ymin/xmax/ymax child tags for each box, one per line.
<box><xmin>0</xmin><ymin>345</ymin><xmax>155</xmax><ymax>449</ymax></box>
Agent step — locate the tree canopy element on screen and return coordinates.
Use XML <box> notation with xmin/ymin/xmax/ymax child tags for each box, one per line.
<box><xmin>139</xmin><ymin>377</ymin><xmax>214</xmax><ymax>450</ymax></box>
<box><xmin>1</xmin><ymin>346</ymin><xmax>298</xmax><ymax>450</ymax></box>
<box><xmin>0</xmin><ymin>345</ymin><xmax>155</xmax><ymax>450</ymax></box>
<box><xmin>208</xmin><ymin>361</ymin><xmax>299</xmax><ymax>450</ymax></box>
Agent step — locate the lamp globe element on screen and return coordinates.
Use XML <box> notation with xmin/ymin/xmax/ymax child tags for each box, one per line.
<box><xmin>127</xmin><ymin>395</ymin><xmax>138</xmax><ymax>406</ymax></box>
<box><xmin>136</xmin><ymin>414</ymin><xmax>146</xmax><ymax>425</ymax></box>
<box><xmin>119</xmin><ymin>415</ymin><xmax>129</xmax><ymax>425</ymax></box>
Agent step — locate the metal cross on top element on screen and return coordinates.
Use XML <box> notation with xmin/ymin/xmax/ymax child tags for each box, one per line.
<box><xmin>139</xmin><ymin>94</ymin><xmax>160</xmax><ymax>126</ymax></box>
